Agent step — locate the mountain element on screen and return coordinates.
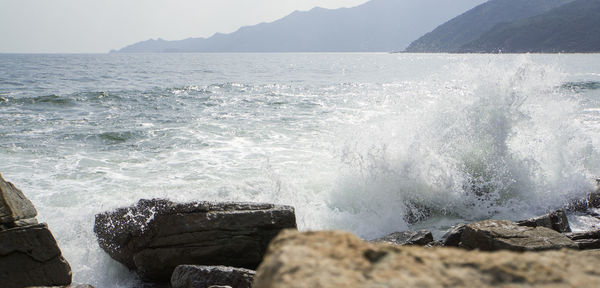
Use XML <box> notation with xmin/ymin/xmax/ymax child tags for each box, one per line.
<box><xmin>115</xmin><ymin>0</ymin><xmax>485</xmax><ymax>53</ymax></box>
<box><xmin>460</xmin><ymin>0</ymin><xmax>600</xmax><ymax>53</ymax></box>
<box><xmin>404</xmin><ymin>0</ymin><xmax>575</xmax><ymax>53</ymax></box>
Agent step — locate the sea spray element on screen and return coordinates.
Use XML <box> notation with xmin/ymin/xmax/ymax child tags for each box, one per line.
<box><xmin>325</xmin><ymin>56</ymin><xmax>599</xmax><ymax>238</ymax></box>
<box><xmin>2</xmin><ymin>53</ymin><xmax>600</xmax><ymax>287</ymax></box>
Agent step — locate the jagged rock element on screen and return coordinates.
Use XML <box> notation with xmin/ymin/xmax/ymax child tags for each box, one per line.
<box><xmin>94</xmin><ymin>198</ymin><xmax>297</xmax><ymax>282</ymax></box>
<box><xmin>459</xmin><ymin>220</ymin><xmax>578</xmax><ymax>251</ymax></box>
<box><xmin>0</xmin><ymin>223</ymin><xmax>72</xmax><ymax>288</ymax></box>
<box><xmin>565</xmin><ymin>230</ymin><xmax>600</xmax><ymax>250</ymax></box>
<box><xmin>440</xmin><ymin>224</ymin><xmax>467</xmax><ymax>247</ymax></box>
<box><xmin>0</xmin><ymin>173</ymin><xmax>37</xmax><ymax>227</ymax></box>
<box><xmin>253</xmin><ymin>230</ymin><xmax>600</xmax><ymax>288</ymax></box>
<box><xmin>171</xmin><ymin>265</ymin><xmax>254</xmax><ymax>288</ymax></box>
<box><xmin>516</xmin><ymin>210</ymin><xmax>571</xmax><ymax>232</ymax></box>
<box><xmin>567</xmin><ymin>191</ymin><xmax>600</xmax><ymax>211</ymax></box>
<box><xmin>372</xmin><ymin>230</ymin><xmax>433</xmax><ymax>246</ymax></box>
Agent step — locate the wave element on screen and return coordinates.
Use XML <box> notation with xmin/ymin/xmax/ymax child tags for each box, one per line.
<box><xmin>324</xmin><ymin>58</ymin><xmax>600</xmax><ymax>238</ymax></box>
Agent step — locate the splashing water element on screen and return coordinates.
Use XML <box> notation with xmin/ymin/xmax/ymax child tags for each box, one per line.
<box><xmin>1</xmin><ymin>53</ymin><xmax>600</xmax><ymax>286</ymax></box>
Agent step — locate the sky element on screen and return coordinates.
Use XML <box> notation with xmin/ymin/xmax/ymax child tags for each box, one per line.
<box><xmin>0</xmin><ymin>0</ymin><xmax>369</xmax><ymax>53</ymax></box>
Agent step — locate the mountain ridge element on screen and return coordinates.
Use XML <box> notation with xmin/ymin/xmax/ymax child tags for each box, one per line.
<box><xmin>404</xmin><ymin>0</ymin><xmax>575</xmax><ymax>53</ymax></box>
<box><xmin>114</xmin><ymin>0</ymin><xmax>485</xmax><ymax>53</ymax></box>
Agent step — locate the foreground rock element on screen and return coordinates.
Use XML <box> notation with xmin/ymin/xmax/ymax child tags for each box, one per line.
<box><xmin>0</xmin><ymin>174</ymin><xmax>72</xmax><ymax>288</ymax></box>
<box><xmin>0</xmin><ymin>224</ymin><xmax>72</xmax><ymax>288</ymax></box>
<box><xmin>94</xmin><ymin>198</ymin><xmax>296</xmax><ymax>282</ymax></box>
<box><xmin>565</xmin><ymin>230</ymin><xmax>600</xmax><ymax>250</ymax></box>
<box><xmin>0</xmin><ymin>173</ymin><xmax>38</xmax><ymax>229</ymax></box>
<box><xmin>516</xmin><ymin>210</ymin><xmax>571</xmax><ymax>233</ymax></box>
<box><xmin>254</xmin><ymin>230</ymin><xmax>600</xmax><ymax>288</ymax></box>
<box><xmin>171</xmin><ymin>265</ymin><xmax>254</xmax><ymax>288</ymax></box>
<box><xmin>459</xmin><ymin>220</ymin><xmax>578</xmax><ymax>251</ymax></box>
<box><xmin>372</xmin><ymin>230</ymin><xmax>433</xmax><ymax>246</ymax></box>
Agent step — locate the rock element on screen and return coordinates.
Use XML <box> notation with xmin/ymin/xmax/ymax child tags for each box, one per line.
<box><xmin>440</xmin><ymin>224</ymin><xmax>466</xmax><ymax>247</ymax></box>
<box><xmin>372</xmin><ymin>230</ymin><xmax>433</xmax><ymax>246</ymax></box>
<box><xmin>171</xmin><ymin>265</ymin><xmax>254</xmax><ymax>288</ymax></box>
<box><xmin>459</xmin><ymin>220</ymin><xmax>578</xmax><ymax>251</ymax></box>
<box><xmin>0</xmin><ymin>223</ymin><xmax>72</xmax><ymax>288</ymax></box>
<box><xmin>94</xmin><ymin>198</ymin><xmax>297</xmax><ymax>282</ymax></box>
<box><xmin>516</xmin><ymin>210</ymin><xmax>571</xmax><ymax>233</ymax></box>
<box><xmin>253</xmin><ymin>230</ymin><xmax>600</xmax><ymax>288</ymax></box>
<box><xmin>0</xmin><ymin>173</ymin><xmax>37</xmax><ymax>226</ymax></box>
<box><xmin>566</xmin><ymin>191</ymin><xmax>600</xmax><ymax>211</ymax></box>
<box><xmin>565</xmin><ymin>230</ymin><xmax>600</xmax><ymax>250</ymax></box>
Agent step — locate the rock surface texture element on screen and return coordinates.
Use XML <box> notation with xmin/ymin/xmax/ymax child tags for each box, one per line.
<box><xmin>94</xmin><ymin>198</ymin><xmax>296</xmax><ymax>282</ymax></box>
<box><xmin>171</xmin><ymin>265</ymin><xmax>254</xmax><ymax>288</ymax></box>
<box><xmin>0</xmin><ymin>173</ymin><xmax>38</xmax><ymax>229</ymax></box>
<box><xmin>459</xmin><ymin>220</ymin><xmax>578</xmax><ymax>251</ymax></box>
<box><xmin>0</xmin><ymin>174</ymin><xmax>72</xmax><ymax>288</ymax></box>
<box><xmin>372</xmin><ymin>230</ymin><xmax>433</xmax><ymax>246</ymax></box>
<box><xmin>516</xmin><ymin>210</ymin><xmax>571</xmax><ymax>233</ymax></box>
<box><xmin>254</xmin><ymin>230</ymin><xmax>600</xmax><ymax>288</ymax></box>
<box><xmin>565</xmin><ymin>230</ymin><xmax>600</xmax><ymax>250</ymax></box>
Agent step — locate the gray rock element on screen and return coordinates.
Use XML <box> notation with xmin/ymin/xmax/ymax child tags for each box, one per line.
<box><xmin>171</xmin><ymin>265</ymin><xmax>254</xmax><ymax>288</ymax></box>
<box><xmin>372</xmin><ymin>230</ymin><xmax>433</xmax><ymax>246</ymax></box>
<box><xmin>459</xmin><ymin>220</ymin><xmax>578</xmax><ymax>251</ymax></box>
<box><xmin>565</xmin><ymin>230</ymin><xmax>600</xmax><ymax>250</ymax></box>
<box><xmin>0</xmin><ymin>173</ymin><xmax>37</xmax><ymax>226</ymax></box>
<box><xmin>440</xmin><ymin>224</ymin><xmax>467</xmax><ymax>247</ymax></box>
<box><xmin>567</xmin><ymin>191</ymin><xmax>600</xmax><ymax>212</ymax></box>
<box><xmin>0</xmin><ymin>223</ymin><xmax>72</xmax><ymax>288</ymax></box>
<box><xmin>516</xmin><ymin>210</ymin><xmax>571</xmax><ymax>232</ymax></box>
<box><xmin>94</xmin><ymin>198</ymin><xmax>296</xmax><ymax>282</ymax></box>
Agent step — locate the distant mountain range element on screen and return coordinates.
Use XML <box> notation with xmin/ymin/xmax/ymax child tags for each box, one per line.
<box><xmin>406</xmin><ymin>0</ymin><xmax>600</xmax><ymax>53</ymax></box>
<box><xmin>461</xmin><ymin>0</ymin><xmax>600</xmax><ymax>53</ymax></box>
<box><xmin>113</xmin><ymin>0</ymin><xmax>485</xmax><ymax>53</ymax></box>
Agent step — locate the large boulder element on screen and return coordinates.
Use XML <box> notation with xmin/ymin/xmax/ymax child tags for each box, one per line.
<box><xmin>94</xmin><ymin>199</ymin><xmax>297</xmax><ymax>282</ymax></box>
<box><xmin>0</xmin><ymin>224</ymin><xmax>72</xmax><ymax>288</ymax></box>
<box><xmin>171</xmin><ymin>265</ymin><xmax>254</xmax><ymax>288</ymax></box>
<box><xmin>372</xmin><ymin>230</ymin><xmax>433</xmax><ymax>246</ymax></box>
<box><xmin>516</xmin><ymin>210</ymin><xmax>571</xmax><ymax>233</ymax></box>
<box><xmin>459</xmin><ymin>220</ymin><xmax>578</xmax><ymax>251</ymax></box>
<box><xmin>253</xmin><ymin>230</ymin><xmax>600</xmax><ymax>288</ymax></box>
<box><xmin>0</xmin><ymin>173</ymin><xmax>37</xmax><ymax>228</ymax></box>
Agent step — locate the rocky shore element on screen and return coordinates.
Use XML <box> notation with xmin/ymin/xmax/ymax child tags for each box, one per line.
<box><xmin>3</xmin><ymin>172</ymin><xmax>600</xmax><ymax>287</ymax></box>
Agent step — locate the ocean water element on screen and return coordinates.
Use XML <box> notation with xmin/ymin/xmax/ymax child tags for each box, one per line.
<box><xmin>1</xmin><ymin>53</ymin><xmax>600</xmax><ymax>286</ymax></box>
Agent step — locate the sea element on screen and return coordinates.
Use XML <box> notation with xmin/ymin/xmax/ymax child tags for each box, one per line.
<box><xmin>1</xmin><ymin>53</ymin><xmax>600</xmax><ymax>287</ymax></box>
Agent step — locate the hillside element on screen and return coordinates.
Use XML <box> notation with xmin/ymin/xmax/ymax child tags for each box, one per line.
<box><xmin>404</xmin><ymin>0</ymin><xmax>575</xmax><ymax>53</ymax></box>
<box><xmin>460</xmin><ymin>0</ymin><xmax>600</xmax><ymax>53</ymax></box>
<box><xmin>115</xmin><ymin>0</ymin><xmax>484</xmax><ymax>53</ymax></box>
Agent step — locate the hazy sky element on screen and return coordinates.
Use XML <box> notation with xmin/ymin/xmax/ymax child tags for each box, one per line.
<box><xmin>0</xmin><ymin>0</ymin><xmax>369</xmax><ymax>53</ymax></box>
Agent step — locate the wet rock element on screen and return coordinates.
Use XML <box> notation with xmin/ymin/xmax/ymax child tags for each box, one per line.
<box><xmin>516</xmin><ymin>210</ymin><xmax>571</xmax><ymax>232</ymax></box>
<box><xmin>254</xmin><ymin>230</ymin><xmax>600</xmax><ymax>288</ymax></box>
<box><xmin>459</xmin><ymin>220</ymin><xmax>578</xmax><ymax>251</ymax></box>
<box><xmin>171</xmin><ymin>265</ymin><xmax>254</xmax><ymax>288</ymax></box>
<box><xmin>372</xmin><ymin>230</ymin><xmax>433</xmax><ymax>246</ymax></box>
<box><xmin>567</xmin><ymin>191</ymin><xmax>600</xmax><ymax>212</ymax></box>
<box><xmin>0</xmin><ymin>173</ymin><xmax>37</xmax><ymax>226</ymax></box>
<box><xmin>565</xmin><ymin>230</ymin><xmax>600</xmax><ymax>250</ymax></box>
<box><xmin>0</xmin><ymin>223</ymin><xmax>72</xmax><ymax>288</ymax></box>
<box><xmin>94</xmin><ymin>198</ymin><xmax>297</xmax><ymax>282</ymax></box>
<box><xmin>440</xmin><ymin>224</ymin><xmax>466</xmax><ymax>247</ymax></box>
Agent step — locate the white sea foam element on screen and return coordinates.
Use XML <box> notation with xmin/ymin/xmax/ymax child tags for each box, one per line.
<box><xmin>1</xmin><ymin>54</ymin><xmax>599</xmax><ymax>287</ymax></box>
